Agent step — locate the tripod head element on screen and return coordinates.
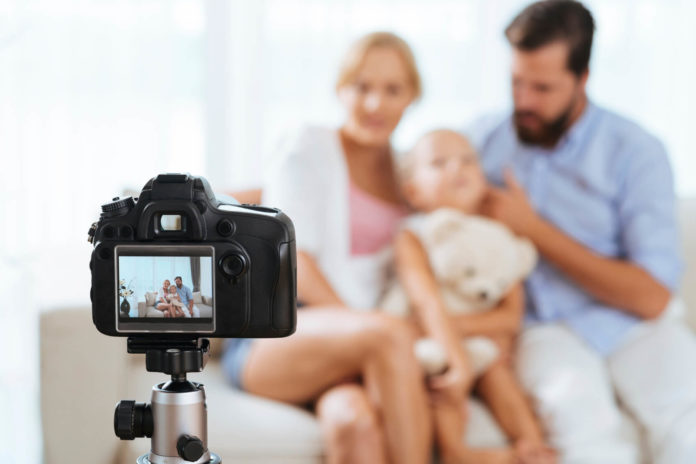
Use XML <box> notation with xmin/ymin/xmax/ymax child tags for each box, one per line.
<box><xmin>129</xmin><ymin>337</ymin><xmax>210</xmax><ymax>381</ymax></box>
<box><xmin>115</xmin><ymin>337</ymin><xmax>221</xmax><ymax>463</ymax></box>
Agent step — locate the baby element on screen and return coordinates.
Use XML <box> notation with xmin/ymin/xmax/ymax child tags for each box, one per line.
<box><xmin>393</xmin><ymin>129</ymin><xmax>555</xmax><ymax>464</ymax></box>
<box><xmin>167</xmin><ymin>285</ymin><xmax>187</xmax><ymax>318</ymax></box>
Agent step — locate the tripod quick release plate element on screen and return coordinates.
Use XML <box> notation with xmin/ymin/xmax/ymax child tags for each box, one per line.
<box><xmin>127</xmin><ymin>338</ymin><xmax>210</xmax><ymax>376</ymax></box>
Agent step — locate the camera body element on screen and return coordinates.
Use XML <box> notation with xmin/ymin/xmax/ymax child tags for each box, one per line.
<box><xmin>89</xmin><ymin>173</ymin><xmax>296</xmax><ymax>339</ymax></box>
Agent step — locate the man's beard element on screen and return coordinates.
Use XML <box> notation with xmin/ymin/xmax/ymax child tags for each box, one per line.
<box><xmin>514</xmin><ymin>98</ymin><xmax>576</xmax><ymax>148</ymax></box>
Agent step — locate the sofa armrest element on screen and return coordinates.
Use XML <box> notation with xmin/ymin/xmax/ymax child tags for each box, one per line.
<box><xmin>41</xmin><ymin>307</ymin><xmax>128</xmax><ymax>464</ymax></box>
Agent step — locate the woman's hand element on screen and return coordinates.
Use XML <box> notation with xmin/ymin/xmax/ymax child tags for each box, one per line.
<box><xmin>451</xmin><ymin>284</ymin><xmax>525</xmax><ymax>339</ymax></box>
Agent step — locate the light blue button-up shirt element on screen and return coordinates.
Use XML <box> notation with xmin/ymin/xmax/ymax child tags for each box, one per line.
<box><xmin>176</xmin><ymin>284</ymin><xmax>194</xmax><ymax>307</ymax></box>
<box><xmin>468</xmin><ymin>102</ymin><xmax>683</xmax><ymax>355</ymax></box>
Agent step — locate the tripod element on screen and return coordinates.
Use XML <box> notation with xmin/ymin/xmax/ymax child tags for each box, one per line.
<box><xmin>114</xmin><ymin>338</ymin><xmax>222</xmax><ymax>464</ymax></box>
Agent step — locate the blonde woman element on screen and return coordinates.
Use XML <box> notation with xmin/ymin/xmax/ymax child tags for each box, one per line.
<box><xmin>222</xmin><ymin>32</ymin><xmax>476</xmax><ymax>463</ymax></box>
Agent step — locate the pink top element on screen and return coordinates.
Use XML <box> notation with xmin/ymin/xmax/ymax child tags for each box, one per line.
<box><xmin>349</xmin><ymin>181</ymin><xmax>408</xmax><ymax>256</ymax></box>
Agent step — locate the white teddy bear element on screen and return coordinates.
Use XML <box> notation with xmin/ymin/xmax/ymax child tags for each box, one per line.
<box><xmin>380</xmin><ymin>208</ymin><xmax>538</xmax><ymax>377</ymax></box>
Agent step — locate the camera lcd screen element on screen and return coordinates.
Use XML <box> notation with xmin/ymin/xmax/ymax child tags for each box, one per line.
<box><xmin>115</xmin><ymin>245</ymin><xmax>215</xmax><ymax>333</ymax></box>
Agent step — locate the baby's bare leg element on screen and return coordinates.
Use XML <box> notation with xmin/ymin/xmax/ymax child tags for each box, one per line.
<box><xmin>430</xmin><ymin>379</ymin><xmax>515</xmax><ymax>464</ymax></box>
<box><xmin>169</xmin><ymin>301</ymin><xmax>183</xmax><ymax>317</ymax></box>
<box><xmin>477</xmin><ymin>359</ymin><xmax>559</xmax><ymax>464</ymax></box>
<box><xmin>476</xmin><ymin>347</ymin><xmax>545</xmax><ymax>444</ymax></box>
<box><xmin>431</xmin><ymin>391</ymin><xmax>465</xmax><ymax>461</ymax></box>
<box><xmin>434</xmin><ymin>404</ymin><xmax>514</xmax><ymax>464</ymax></box>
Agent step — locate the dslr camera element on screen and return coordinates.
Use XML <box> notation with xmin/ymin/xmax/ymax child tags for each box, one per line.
<box><xmin>89</xmin><ymin>173</ymin><xmax>296</xmax><ymax>338</ymax></box>
<box><xmin>88</xmin><ymin>173</ymin><xmax>297</xmax><ymax>464</ymax></box>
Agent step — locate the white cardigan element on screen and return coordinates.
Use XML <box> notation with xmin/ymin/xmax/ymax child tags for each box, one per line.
<box><xmin>262</xmin><ymin>125</ymin><xmax>393</xmax><ymax>310</ymax></box>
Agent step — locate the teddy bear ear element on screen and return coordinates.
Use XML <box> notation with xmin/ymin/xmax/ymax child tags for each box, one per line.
<box><xmin>423</xmin><ymin>209</ymin><xmax>466</xmax><ymax>246</ymax></box>
<box><xmin>516</xmin><ymin>237</ymin><xmax>538</xmax><ymax>277</ymax></box>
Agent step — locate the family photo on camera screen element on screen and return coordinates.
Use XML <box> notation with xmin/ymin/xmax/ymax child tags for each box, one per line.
<box><xmin>117</xmin><ymin>255</ymin><xmax>214</xmax><ymax>319</ymax></box>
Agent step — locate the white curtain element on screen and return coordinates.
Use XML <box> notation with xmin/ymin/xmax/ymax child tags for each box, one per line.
<box><xmin>2</xmin><ymin>0</ymin><xmax>695</xmax><ymax>461</ymax></box>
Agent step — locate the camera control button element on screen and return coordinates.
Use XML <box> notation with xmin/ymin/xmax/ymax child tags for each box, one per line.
<box><xmin>216</xmin><ymin>219</ymin><xmax>235</xmax><ymax>237</ymax></box>
<box><xmin>220</xmin><ymin>254</ymin><xmax>247</xmax><ymax>278</ymax></box>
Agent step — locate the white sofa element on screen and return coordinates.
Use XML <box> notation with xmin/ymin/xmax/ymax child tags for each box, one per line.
<box><xmin>41</xmin><ymin>198</ymin><xmax>696</xmax><ymax>464</ymax></box>
<box><xmin>137</xmin><ymin>291</ymin><xmax>214</xmax><ymax>318</ymax></box>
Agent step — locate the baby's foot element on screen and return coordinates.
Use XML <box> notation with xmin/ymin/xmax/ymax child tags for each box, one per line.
<box><xmin>441</xmin><ymin>447</ymin><xmax>515</xmax><ymax>464</ymax></box>
<box><xmin>514</xmin><ymin>439</ymin><xmax>558</xmax><ymax>464</ymax></box>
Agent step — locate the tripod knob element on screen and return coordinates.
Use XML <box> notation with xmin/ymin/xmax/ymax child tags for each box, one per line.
<box><xmin>114</xmin><ymin>400</ymin><xmax>153</xmax><ymax>440</ymax></box>
<box><xmin>177</xmin><ymin>434</ymin><xmax>205</xmax><ymax>462</ymax></box>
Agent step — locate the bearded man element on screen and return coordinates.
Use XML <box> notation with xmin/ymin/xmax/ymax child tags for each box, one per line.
<box><xmin>468</xmin><ymin>1</ymin><xmax>696</xmax><ymax>463</ymax></box>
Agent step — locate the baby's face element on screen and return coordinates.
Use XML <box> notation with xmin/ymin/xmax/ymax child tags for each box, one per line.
<box><xmin>169</xmin><ymin>286</ymin><xmax>177</xmax><ymax>294</ymax></box>
<box><xmin>405</xmin><ymin>131</ymin><xmax>486</xmax><ymax>213</ymax></box>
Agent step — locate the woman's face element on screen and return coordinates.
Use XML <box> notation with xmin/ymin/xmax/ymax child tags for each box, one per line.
<box><xmin>163</xmin><ymin>280</ymin><xmax>170</xmax><ymax>289</ymax></box>
<box><xmin>338</xmin><ymin>47</ymin><xmax>415</xmax><ymax>147</ymax></box>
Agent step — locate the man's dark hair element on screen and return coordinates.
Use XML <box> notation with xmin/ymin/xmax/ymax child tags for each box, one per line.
<box><xmin>505</xmin><ymin>0</ymin><xmax>595</xmax><ymax>76</ymax></box>
<box><xmin>175</xmin><ymin>276</ymin><xmax>182</xmax><ymax>281</ymax></box>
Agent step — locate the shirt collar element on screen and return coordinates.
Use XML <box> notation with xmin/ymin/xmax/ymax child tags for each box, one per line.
<box><xmin>554</xmin><ymin>100</ymin><xmax>598</xmax><ymax>155</ymax></box>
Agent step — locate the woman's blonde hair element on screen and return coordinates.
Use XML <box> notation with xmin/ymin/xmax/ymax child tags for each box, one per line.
<box><xmin>335</xmin><ymin>31</ymin><xmax>422</xmax><ymax>100</ymax></box>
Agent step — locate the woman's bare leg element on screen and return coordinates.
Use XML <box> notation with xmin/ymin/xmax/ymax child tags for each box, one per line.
<box><xmin>242</xmin><ymin>307</ymin><xmax>431</xmax><ymax>464</ymax></box>
<box><xmin>316</xmin><ymin>383</ymin><xmax>388</xmax><ymax>464</ymax></box>
<box><xmin>156</xmin><ymin>303</ymin><xmax>170</xmax><ymax>317</ymax></box>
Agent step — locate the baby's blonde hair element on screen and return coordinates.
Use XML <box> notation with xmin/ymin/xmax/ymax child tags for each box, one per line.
<box><xmin>398</xmin><ymin>129</ymin><xmax>476</xmax><ymax>183</ymax></box>
<box><xmin>335</xmin><ymin>31</ymin><xmax>422</xmax><ymax>100</ymax></box>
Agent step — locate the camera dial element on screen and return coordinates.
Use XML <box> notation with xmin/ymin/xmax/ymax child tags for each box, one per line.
<box><xmin>101</xmin><ymin>196</ymin><xmax>135</xmax><ymax>218</ymax></box>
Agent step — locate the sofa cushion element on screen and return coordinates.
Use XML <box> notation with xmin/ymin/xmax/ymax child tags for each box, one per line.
<box><xmin>197</xmin><ymin>304</ymin><xmax>213</xmax><ymax>318</ymax></box>
<box><xmin>41</xmin><ymin>308</ymin><xmax>128</xmax><ymax>464</ymax></box>
<box><xmin>145</xmin><ymin>291</ymin><xmax>157</xmax><ymax>306</ymax></box>
<box><xmin>193</xmin><ymin>291</ymin><xmax>203</xmax><ymax>304</ymax></box>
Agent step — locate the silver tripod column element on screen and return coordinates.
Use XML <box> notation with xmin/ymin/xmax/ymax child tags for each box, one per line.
<box><xmin>116</xmin><ymin>340</ymin><xmax>221</xmax><ymax>463</ymax></box>
<box><xmin>137</xmin><ymin>379</ymin><xmax>221</xmax><ymax>464</ymax></box>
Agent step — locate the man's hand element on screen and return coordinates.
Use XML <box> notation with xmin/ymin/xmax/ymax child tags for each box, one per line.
<box><xmin>481</xmin><ymin>169</ymin><xmax>540</xmax><ymax>237</ymax></box>
<box><xmin>482</xmin><ymin>171</ymin><xmax>671</xmax><ymax>319</ymax></box>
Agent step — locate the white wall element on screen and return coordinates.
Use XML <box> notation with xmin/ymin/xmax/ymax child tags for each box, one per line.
<box><xmin>2</xmin><ymin>0</ymin><xmax>695</xmax><ymax>462</ymax></box>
